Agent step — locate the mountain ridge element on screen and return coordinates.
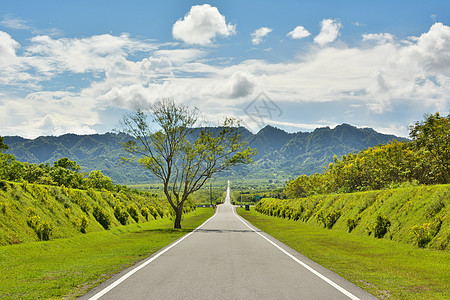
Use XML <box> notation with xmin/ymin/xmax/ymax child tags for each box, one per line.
<box><xmin>3</xmin><ymin>124</ymin><xmax>405</xmax><ymax>184</ymax></box>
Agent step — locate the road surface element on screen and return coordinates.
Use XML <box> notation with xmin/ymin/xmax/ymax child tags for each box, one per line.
<box><xmin>81</xmin><ymin>181</ymin><xmax>376</xmax><ymax>299</ymax></box>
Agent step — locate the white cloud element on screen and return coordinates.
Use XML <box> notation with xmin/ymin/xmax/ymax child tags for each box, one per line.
<box><xmin>172</xmin><ymin>4</ymin><xmax>236</xmax><ymax>46</ymax></box>
<box><xmin>1</xmin><ymin>22</ymin><xmax>450</xmax><ymax>138</ymax></box>
<box><xmin>287</xmin><ymin>26</ymin><xmax>311</xmax><ymax>39</ymax></box>
<box><xmin>0</xmin><ymin>16</ymin><xmax>29</xmax><ymax>30</ymax></box>
<box><xmin>26</xmin><ymin>33</ymin><xmax>156</xmax><ymax>75</ymax></box>
<box><xmin>314</xmin><ymin>19</ymin><xmax>342</xmax><ymax>46</ymax></box>
<box><xmin>362</xmin><ymin>33</ymin><xmax>394</xmax><ymax>44</ymax></box>
<box><xmin>0</xmin><ymin>31</ymin><xmax>34</xmax><ymax>85</ymax></box>
<box><xmin>251</xmin><ymin>27</ymin><xmax>272</xmax><ymax>45</ymax></box>
<box><xmin>153</xmin><ymin>49</ymin><xmax>206</xmax><ymax>64</ymax></box>
<box><xmin>0</xmin><ymin>31</ymin><xmax>19</xmax><ymax>60</ymax></box>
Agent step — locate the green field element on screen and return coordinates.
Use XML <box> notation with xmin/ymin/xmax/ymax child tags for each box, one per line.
<box><xmin>0</xmin><ymin>207</ymin><xmax>214</xmax><ymax>299</ymax></box>
<box><xmin>238</xmin><ymin>207</ymin><xmax>450</xmax><ymax>299</ymax></box>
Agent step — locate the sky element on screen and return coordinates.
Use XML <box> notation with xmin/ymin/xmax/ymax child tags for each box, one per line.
<box><xmin>1</xmin><ymin>0</ymin><xmax>449</xmax><ymax>138</ymax></box>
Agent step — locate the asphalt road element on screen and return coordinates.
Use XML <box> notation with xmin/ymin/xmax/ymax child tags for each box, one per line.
<box><xmin>81</xmin><ymin>182</ymin><xmax>377</xmax><ymax>300</ymax></box>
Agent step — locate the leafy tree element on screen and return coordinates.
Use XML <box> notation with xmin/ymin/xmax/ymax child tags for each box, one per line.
<box><xmin>87</xmin><ymin>170</ymin><xmax>115</xmax><ymax>191</ymax></box>
<box><xmin>0</xmin><ymin>136</ymin><xmax>9</xmax><ymax>153</ymax></box>
<box><xmin>0</xmin><ymin>154</ymin><xmax>25</xmax><ymax>181</ymax></box>
<box><xmin>120</xmin><ymin>98</ymin><xmax>256</xmax><ymax>228</ymax></box>
<box><xmin>53</xmin><ymin>157</ymin><xmax>82</xmax><ymax>172</ymax></box>
<box><xmin>409</xmin><ymin>112</ymin><xmax>450</xmax><ymax>183</ymax></box>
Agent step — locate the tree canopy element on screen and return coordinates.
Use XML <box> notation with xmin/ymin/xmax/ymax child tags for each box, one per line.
<box><xmin>0</xmin><ymin>136</ymin><xmax>8</xmax><ymax>153</ymax></box>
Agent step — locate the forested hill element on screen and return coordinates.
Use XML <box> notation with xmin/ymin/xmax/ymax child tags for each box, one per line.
<box><xmin>4</xmin><ymin>124</ymin><xmax>404</xmax><ymax>184</ymax></box>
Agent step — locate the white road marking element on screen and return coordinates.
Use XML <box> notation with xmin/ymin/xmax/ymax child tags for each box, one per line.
<box><xmin>88</xmin><ymin>209</ymin><xmax>219</xmax><ymax>300</ymax></box>
<box><xmin>232</xmin><ymin>208</ymin><xmax>361</xmax><ymax>300</ymax></box>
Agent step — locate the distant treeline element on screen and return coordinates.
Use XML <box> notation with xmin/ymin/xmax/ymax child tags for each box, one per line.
<box><xmin>0</xmin><ymin>137</ymin><xmax>128</xmax><ymax>193</ymax></box>
<box><xmin>285</xmin><ymin>113</ymin><xmax>450</xmax><ymax>198</ymax></box>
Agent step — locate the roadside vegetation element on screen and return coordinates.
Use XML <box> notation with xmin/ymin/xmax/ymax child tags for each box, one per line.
<box><xmin>0</xmin><ymin>180</ymin><xmax>197</xmax><ymax>245</ymax></box>
<box><xmin>255</xmin><ymin>184</ymin><xmax>450</xmax><ymax>250</ymax></box>
<box><xmin>0</xmin><ymin>208</ymin><xmax>214</xmax><ymax>299</ymax></box>
<box><xmin>238</xmin><ymin>207</ymin><xmax>449</xmax><ymax>299</ymax></box>
<box><xmin>285</xmin><ymin>113</ymin><xmax>449</xmax><ymax>197</ymax></box>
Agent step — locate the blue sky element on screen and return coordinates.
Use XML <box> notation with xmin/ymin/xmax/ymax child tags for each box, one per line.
<box><xmin>1</xmin><ymin>1</ymin><xmax>449</xmax><ymax>138</ymax></box>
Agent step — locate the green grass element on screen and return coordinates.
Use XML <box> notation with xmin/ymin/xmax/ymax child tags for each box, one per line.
<box><xmin>0</xmin><ymin>207</ymin><xmax>214</xmax><ymax>299</ymax></box>
<box><xmin>238</xmin><ymin>208</ymin><xmax>450</xmax><ymax>299</ymax></box>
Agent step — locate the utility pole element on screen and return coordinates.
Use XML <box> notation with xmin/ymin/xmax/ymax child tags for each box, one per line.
<box><xmin>210</xmin><ymin>180</ymin><xmax>212</xmax><ymax>207</ymax></box>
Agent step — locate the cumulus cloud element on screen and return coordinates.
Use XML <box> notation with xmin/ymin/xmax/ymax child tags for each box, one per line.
<box><xmin>0</xmin><ymin>31</ymin><xmax>19</xmax><ymax>60</ymax></box>
<box><xmin>314</xmin><ymin>19</ymin><xmax>342</xmax><ymax>46</ymax></box>
<box><xmin>251</xmin><ymin>27</ymin><xmax>272</xmax><ymax>45</ymax></box>
<box><xmin>287</xmin><ymin>26</ymin><xmax>311</xmax><ymax>39</ymax></box>
<box><xmin>172</xmin><ymin>4</ymin><xmax>236</xmax><ymax>45</ymax></box>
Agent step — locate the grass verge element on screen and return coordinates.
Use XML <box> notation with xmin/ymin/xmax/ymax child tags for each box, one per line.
<box><xmin>0</xmin><ymin>207</ymin><xmax>214</xmax><ymax>299</ymax></box>
<box><xmin>237</xmin><ymin>208</ymin><xmax>450</xmax><ymax>300</ymax></box>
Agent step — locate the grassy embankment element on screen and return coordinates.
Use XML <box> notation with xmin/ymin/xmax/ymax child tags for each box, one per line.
<box><xmin>238</xmin><ymin>184</ymin><xmax>450</xmax><ymax>299</ymax></box>
<box><xmin>0</xmin><ymin>207</ymin><xmax>214</xmax><ymax>299</ymax></box>
<box><xmin>0</xmin><ymin>180</ymin><xmax>173</xmax><ymax>245</ymax></box>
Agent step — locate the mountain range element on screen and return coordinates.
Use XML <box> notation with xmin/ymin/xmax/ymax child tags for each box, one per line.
<box><xmin>3</xmin><ymin>124</ymin><xmax>404</xmax><ymax>185</ymax></box>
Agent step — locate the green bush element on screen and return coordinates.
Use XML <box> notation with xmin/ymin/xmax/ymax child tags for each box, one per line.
<box><xmin>346</xmin><ymin>217</ymin><xmax>360</xmax><ymax>233</ymax></box>
<box><xmin>93</xmin><ymin>205</ymin><xmax>111</xmax><ymax>229</ymax></box>
<box><xmin>114</xmin><ymin>203</ymin><xmax>129</xmax><ymax>225</ymax></box>
<box><xmin>36</xmin><ymin>221</ymin><xmax>54</xmax><ymax>240</ymax></box>
<box><xmin>27</xmin><ymin>212</ymin><xmax>54</xmax><ymax>241</ymax></box>
<box><xmin>76</xmin><ymin>216</ymin><xmax>89</xmax><ymax>234</ymax></box>
<box><xmin>140</xmin><ymin>206</ymin><xmax>149</xmax><ymax>221</ymax></box>
<box><xmin>69</xmin><ymin>190</ymin><xmax>91</xmax><ymax>213</ymax></box>
<box><xmin>0</xmin><ymin>202</ymin><xmax>8</xmax><ymax>214</ymax></box>
<box><xmin>321</xmin><ymin>210</ymin><xmax>341</xmax><ymax>229</ymax></box>
<box><xmin>412</xmin><ymin>218</ymin><xmax>442</xmax><ymax>248</ymax></box>
<box><xmin>127</xmin><ymin>203</ymin><xmax>139</xmax><ymax>223</ymax></box>
<box><xmin>373</xmin><ymin>215</ymin><xmax>391</xmax><ymax>238</ymax></box>
<box><xmin>0</xmin><ymin>180</ymin><xmax>7</xmax><ymax>191</ymax></box>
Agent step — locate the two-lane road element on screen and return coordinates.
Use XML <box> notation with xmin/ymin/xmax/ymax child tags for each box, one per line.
<box><xmin>81</xmin><ymin>181</ymin><xmax>376</xmax><ymax>299</ymax></box>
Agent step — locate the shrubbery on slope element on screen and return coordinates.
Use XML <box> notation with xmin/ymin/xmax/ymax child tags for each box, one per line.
<box><xmin>0</xmin><ymin>180</ymin><xmax>195</xmax><ymax>245</ymax></box>
<box><xmin>256</xmin><ymin>184</ymin><xmax>450</xmax><ymax>250</ymax></box>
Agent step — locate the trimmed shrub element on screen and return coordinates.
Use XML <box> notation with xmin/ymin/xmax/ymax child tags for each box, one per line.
<box><xmin>114</xmin><ymin>203</ymin><xmax>129</xmax><ymax>225</ymax></box>
<box><xmin>127</xmin><ymin>203</ymin><xmax>139</xmax><ymax>223</ymax></box>
<box><xmin>76</xmin><ymin>216</ymin><xmax>89</xmax><ymax>234</ymax></box>
<box><xmin>411</xmin><ymin>218</ymin><xmax>442</xmax><ymax>248</ymax></box>
<box><xmin>93</xmin><ymin>205</ymin><xmax>111</xmax><ymax>229</ymax></box>
<box><xmin>373</xmin><ymin>215</ymin><xmax>391</xmax><ymax>238</ymax></box>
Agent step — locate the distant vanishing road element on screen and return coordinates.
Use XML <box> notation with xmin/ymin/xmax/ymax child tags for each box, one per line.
<box><xmin>80</xmin><ymin>181</ymin><xmax>376</xmax><ymax>300</ymax></box>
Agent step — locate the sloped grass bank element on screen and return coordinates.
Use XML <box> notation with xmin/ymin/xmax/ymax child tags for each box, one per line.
<box><xmin>0</xmin><ymin>207</ymin><xmax>214</xmax><ymax>299</ymax></box>
<box><xmin>238</xmin><ymin>208</ymin><xmax>450</xmax><ymax>299</ymax></box>
<box><xmin>0</xmin><ymin>180</ymin><xmax>186</xmax><ymax>245</ymax></box>
<box><xmin>255</xmin><ymin>184</ymin><xmax>450</xmax><ymax>250</ymax></box>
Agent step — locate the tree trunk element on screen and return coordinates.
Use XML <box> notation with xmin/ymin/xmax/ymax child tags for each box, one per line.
<box><xmin>174</xmin><ymin>205</ymin><xmax>183</xmax><ymax>229</ymax></box>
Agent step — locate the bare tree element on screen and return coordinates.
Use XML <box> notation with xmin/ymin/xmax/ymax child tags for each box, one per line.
<box><xmin>119</xmin><ymin>98</ymin><xmax>256</xmax><ymax>228</ymax></box>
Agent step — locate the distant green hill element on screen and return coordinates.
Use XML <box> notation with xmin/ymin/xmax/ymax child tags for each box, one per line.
<box><xmin>4</xmin><ymin>124</ymin><xmax>404</xmax><ymax>184</ymax></box>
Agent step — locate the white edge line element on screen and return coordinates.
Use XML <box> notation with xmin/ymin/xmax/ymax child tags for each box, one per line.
<box><xmin>232</xmin><ymin>207</ymin><xmax>360</xmax><ymax>300</ymax></box>
<box><xmin>88</xmin><ymin>208</ymin><xmax>219</xmax><ymax>300</ymax></box>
